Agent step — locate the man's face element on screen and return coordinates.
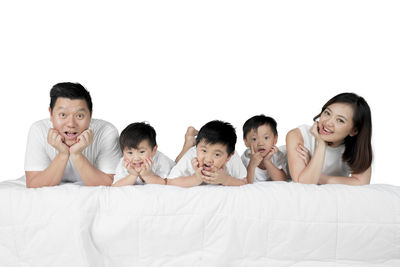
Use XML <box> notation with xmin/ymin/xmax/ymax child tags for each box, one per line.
<box><xmin>196</xmin><ymin>140</ymin><xmax>232</xmax><ymax>171</ymax></box>
<box><xmin>49</xmin><ymin>97</ymin><xmax>91</xmax><ymax>147</ymax></box>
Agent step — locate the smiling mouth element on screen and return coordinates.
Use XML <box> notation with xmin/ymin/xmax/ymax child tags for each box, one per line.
<box><xmin>320</xmin><ymin>126</ymin><xmax>333</xmax><ymax>135</ymax></box>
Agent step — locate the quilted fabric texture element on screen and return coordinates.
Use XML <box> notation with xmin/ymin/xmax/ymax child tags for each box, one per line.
<box><xmin>0</xmin><ymin>180</ymin><xmax>399</xmax><ymax>267</ymax></box>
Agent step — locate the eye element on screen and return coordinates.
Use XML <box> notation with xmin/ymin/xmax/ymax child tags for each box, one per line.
<box><xmin>337</xmin><ymin>118</ymin><xmax>345</xmax><ymax>123</ymax></box>
<box><xmin>251</xmin><ymin>138</ymin><xmax>256</xmax><ymax>142</ymax></box>
<box><xmin>324</xmin><ymin>110</ymin><xmax>330</xmax><ymax>116</ymax></box>
<box><xmin>76</xmin><ymin>113</ymin><xmax>85</xmax><ymax>119</ymax></box>
<box><xmin>264</xmin><ymin>136</ymin><xmax>269</xmax><ymax>140</ymax></box>
<box><xmin>140</xmin><ymin>150</ymin><xmax>146</xmax><ymax>154</ymax></box>
<box><xmin>201</xmin><ymin>149</ymin><xmax>206</xmax><ymax>153</ymax></box>
<box><xmin>59</xmin><ymin>113</ymin><xmax>66</xmax><ymax>118</ymax></box>
<box><xmin>127</xmin><ymin>151</ymin><xmax>133</xmax><ymax>155</ymax></box>
<box><xmin>215</xmin><ymin>153</ymin><xmax>221</xmax><ymax>157</ymax></box>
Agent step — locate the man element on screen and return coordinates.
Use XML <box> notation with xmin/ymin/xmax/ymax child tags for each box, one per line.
<box><xmin>25</xmin><ymin>82</ymin><xmax>121</xmax><ymax>187</ymax></box>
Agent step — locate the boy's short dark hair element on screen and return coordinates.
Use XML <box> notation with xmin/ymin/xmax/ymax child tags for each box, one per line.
<box><xmin>243</xmin><ymin>115</ymin><xmax>278</xmax><ymax>139</ymax></box>
<box><xmin>50</xmin><ymin>82</ymin><xmax>93</xmax><ymax>113</ymax></box>
<box><xmin>196</xmin><ymin>120</ymin><xmax>236</xmax><ymax>156</ymax></box>
<box><xmin>119</xmin><ymin>122</ymin><xmax>157</xmax><ymax>151</ymax></box>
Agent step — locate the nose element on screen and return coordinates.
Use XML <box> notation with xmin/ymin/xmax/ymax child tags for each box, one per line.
<box><xmin>66</xmin><ymin>115</ymin><xmax>77</xmax><ymax>128</ymax></box>
<box><xmin>204</xmin><ymin>155</ymin><xmax>213</xmax><ymax>165</ymax></box>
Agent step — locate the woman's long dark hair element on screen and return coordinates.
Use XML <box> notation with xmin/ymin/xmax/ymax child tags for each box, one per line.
<box><xmin>313</xmin><ymin>93</ymin><xmax>372</xmax><ymax>174</ymax></box>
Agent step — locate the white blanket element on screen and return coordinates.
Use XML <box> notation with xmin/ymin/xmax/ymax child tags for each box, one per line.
<box><xmin>0</xmin><ymin>179</ymin><xmax>399</xmax><ymax>267</ymax></box>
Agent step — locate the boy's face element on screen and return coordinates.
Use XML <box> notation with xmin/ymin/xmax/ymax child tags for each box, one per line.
<box><xmin>123</xmin><ymin>140</ymin><xmax>157</xmax><ymax>172</ymax></box>
<box><xmin>196</xmin><ymin>140</ymin><xmax>232</xmax><ymax>171</ymax></box>
<box><xmin>49</xmin><ymin>97</ymin><xmax>92</xmax><ymax>147</ymax></box>
<box><xmin>244</xmin><ymin>124</ymin><xmax>277</xmax><ymax>157</ymax></box>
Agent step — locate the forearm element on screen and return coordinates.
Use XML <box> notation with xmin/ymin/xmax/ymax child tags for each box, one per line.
<box><xmin>296</xmin><ymin>143</ymin><xmax>326</xmax><ymax>184</ymax></box>
<box><xmin>245</xmin><ymin>165</ymin><xmax>256</xmax><ymax>184</ymax></box>
<box><xmin>221</xmin><ymin>175</ymin><xmax>247</xmax><ymax>186</ymax></box>
<box><xmin>167</xmin><ymin>176</ymin><xmax>201</xmax><ymax>187</ymax></box>
<box><xmin>265</xmin><ymin>161</ymin><xmax>287</xmax><ymax>181</ymax></box>
<box><xmin>112</xmin><ymin>174</ymin><xmax>137</xmax><ymax>187</ymax></box>
<box><xmin>142</xmin><ymin>174</ymin><xmax>165</xmax><ymax>185</ymax></box>
<box><xmin>26</xmin><ymin>153</ymin><xmax>69</xmax><ymax>188</ymax></box>
<box><xmin>71</xmin><ymin>153</ymin><xmax>113</xmax><ymax>186</ymax></box>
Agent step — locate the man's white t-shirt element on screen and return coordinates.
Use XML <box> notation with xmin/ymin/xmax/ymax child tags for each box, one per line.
<box><xmin>241</xmin><ymin>148</ymin><xmax>287</xmax><ymax>182</ymax></box>
<box><xmin>113</xmin><ymin>150</ymin><xmax>175</xmax><ymax>185</ymax></box>
<box><xmin>24</xmin><ymin>118</ymin><xmax>121</xmax><ymax>183</ymax></box>
<box><xmin>168</xmin><ymin>147</ymin><xmax>247</xmax><ymax>179</ymax></box>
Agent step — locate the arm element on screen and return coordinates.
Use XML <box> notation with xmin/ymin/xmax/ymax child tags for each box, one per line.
<box><xmin>202</xmin><ymin>167</ymin><xmax>248</xmax><ymax>186</ymax></box>
<box><xmin>26</xmin><ymin>128</ymin><xmax>70</xmax><ymax>188</ymax></box>
<box><xmin>70</xmin><ymin>130</ymin><xmax>113</xmax><ymax>186</ymax></box>
<box><xmin>263</xmin><ymin>146</ymin><xmax>287</xmax><ymax>181</ymax></box>
<box><xmin>319</xmin><ymin>166</ymin><xmax>371</xmax><ymax>185</ymax></box>
<box><xmin>140</xmin><ymin>158</ymin><xmax>166</xmax><ymax>185</ymax></box>
<box><xmin>112</xmin><ymin>174</ymin><xmax>138</xmax><ymax>187</ymax></box>
<box><xmin>286</xmin><ymin>125</ymin><xmax>327</xmax><ymax>184</ymax></box>
<box><xmin>245</xmin><ymin>147</ymin><xmax>263</xmax><ymax>184</ymax></box>
<box><xmin>167</xmin><ymin>158</ymin><xmax>203</xmax><ymax>187</ymax></box>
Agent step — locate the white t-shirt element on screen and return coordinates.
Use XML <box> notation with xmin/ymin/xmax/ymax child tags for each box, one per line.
<box><xmin>241</xmin><ymin>148</ymin><xmax>287</xmax><ymax>182</ymax></box>
<box><xmin>298</xmin><ymin>124</ymin><xmax>351</xmax><ymax>176</ymax></box>
<box><xmin>113</xmin><ymin>150</ymin><xmax>175</xmax><ymax>184</ymax></box>
<box><xmin>168</xmin><ymin>147</ymin><xmax>247</xmax><ymax>179</ymax></box>
<box><xmin>24</xmin><ymin>118</ymin><xmax>121</xmax><ymax>183</ymax></box>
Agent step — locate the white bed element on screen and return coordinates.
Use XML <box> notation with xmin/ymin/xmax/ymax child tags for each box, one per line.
<box><xmin>0</xmin><ymin>179</ymin><xmax>399</xmax><ymax>267</ymax></box>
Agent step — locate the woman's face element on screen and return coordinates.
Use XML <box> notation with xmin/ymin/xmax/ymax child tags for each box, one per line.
<box><xmin>317</xmin><ymin>102</ymin><xmax>358</xmax><ymax>146</ymax></box>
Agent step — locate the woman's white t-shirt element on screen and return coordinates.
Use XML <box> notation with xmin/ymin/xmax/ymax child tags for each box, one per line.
<box><xmin>298</xmin><ymin>124</ymin><xmax>351</xmax><ymax>177</ymax></box>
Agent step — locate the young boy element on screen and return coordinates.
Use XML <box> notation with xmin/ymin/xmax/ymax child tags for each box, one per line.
<box><xmin>167</xmin><ymin>120</ymin><xmax>247</xmax><ymax>187</ymax></box>
<box><xmin>242</xmin><ymin>115</ymin><xmax>287</xmax><ymax>183</ymax></box>
<box><xmin>112</xmin><ymin>122</ymin><xmax>175</xmax><ymax>186</ymax></box>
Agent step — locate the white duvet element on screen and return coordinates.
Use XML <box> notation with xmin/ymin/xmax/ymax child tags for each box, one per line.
<box><xmin>0</xmin><ymin>179</ymin><xmax>399</xmax><ymax>267</ymax></box>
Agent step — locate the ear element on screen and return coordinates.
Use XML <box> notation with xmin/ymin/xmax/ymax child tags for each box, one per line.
<box><xmin>349</xmin><ymin>128</ymin><xmax>358</xmax><ymax>137</ymax></box>
<box><xmin>273</xmin><ymin>134</ymin><xmax>278</xmax><ymax>145</ymax></box>
<box><xmin>243</xmin><ymin>138</ymin><xmax>249</xmax><ymax>148</ymax></box>
<box><xmin>151</xmin><ymin>145</ymin><xmax>158</xmax><ymax>156</ymax></box>
<box><xmin>48</xmin><ymin>107</ymin><xmax>52</xmax><ymax>115</ymax></box>
<box><xmin>225</xmin><ymin>153</ymin><xmax>233</xmax><ymax>164</ymax></box>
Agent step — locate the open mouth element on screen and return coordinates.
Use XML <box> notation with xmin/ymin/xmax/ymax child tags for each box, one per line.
<box><xmin>257</xmin><ymin>148</ymin><xmax>266</xmax><ymax>153</ymax></box>
<box><xmin>320</xmin><ymin>126</ymin><xmax>333</xmax><ymax>135</ymax></box>
<box><xmin>203</xmin><ymin>164</ymin><xmax>212</xmax><ymax>171</ymax></box>
<box><xmin>64</xmin><ymin>131</ymin><xmax>79</xmax><ymax>140</ymax></box>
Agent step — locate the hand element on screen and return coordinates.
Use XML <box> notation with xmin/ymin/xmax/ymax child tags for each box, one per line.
<box><xmin>310</xmin><ymin>121</ymin><xmax>326</xmax><ymax>145</ymax></box>
<box><xmin>202</xmin><ymin>166</ymin><xmax>230</xmax><ymax>185</ymax></box>
<box><xmin>139</xmin><ymin>158</ymin><xmax>154</xmax><ymax>182</ymax></box>
<box><xmin>248</xmin><ymin>146</ymin><xmax>263</xmax><ymax>168</ymax></box>
<box><xmin>191</xmin><ymin>157</ymin><xmax>205</xmax><ymax>185</ymax></box>
<box><xmin>296</xmin><ymin>144</ymin><xmax>311</xmax><ymax>165</ymax></box>
<box><xmin>70</xmin><ymin>129</ymin><xmax>94</xmax><ymax>155</ymax></box>
<box><xmin>265</xmin><ymin>145</ymin><xmax>279</xmax><ymax>161</ymax></box>
<box><xmin>47</xmin><ymin>128</ymin><xmax>69</xmax><ymax>155</ymax></box>
<box><xmin>123</xmin><ymin>158</ymin><xmax>139</xmax><ymax>177</ymax></box>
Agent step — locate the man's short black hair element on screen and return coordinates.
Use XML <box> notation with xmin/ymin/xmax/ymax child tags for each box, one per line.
<box><xmin>196</xmin><ymin>120</ymin><xmax>236</xmax><ymax>156</ymax></box>
<box><xmin>243</xmin><ymin>114</ymin><xmax>278</xmax><ymax>139</ymax></box>
<box><xmin>119</xmin><ymin>122</ymin><xmax>157</xmax><ymax>151</ymax></box>
<box><xmin>50</xmin><ymin>82</ymin><xmax>93</xmax><ymax>113</ymax></box>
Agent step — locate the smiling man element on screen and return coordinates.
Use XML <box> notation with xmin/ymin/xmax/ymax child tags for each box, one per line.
<box><xmin>24</xmin><ymin>82</ymin><xmax>121</xmax><ymax>188</ymax></box>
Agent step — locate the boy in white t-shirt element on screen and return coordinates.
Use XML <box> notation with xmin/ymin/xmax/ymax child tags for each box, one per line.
<box><xmin>112</xmin><ymin>122</ymin><xmax>175</xmax><ymax>186</ymax></box>
<box><xmin>167</xmin><ymin>120</ymin><xmax>247</xmax><ymax>187</ymax></box>
<box><xmin>241</xmin><ymin>115</ymin><xmax>287</xmax><ymax>183</ymax></box>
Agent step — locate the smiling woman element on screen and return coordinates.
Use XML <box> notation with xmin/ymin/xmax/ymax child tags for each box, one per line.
<box><xmin>286</xmin><ymin>92</ymin><xmax>373</xmax><ymax>185</ymax></box>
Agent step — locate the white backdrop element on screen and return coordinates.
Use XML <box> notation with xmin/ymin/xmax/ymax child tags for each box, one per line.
<box><xmin>0</xmin><ymin>1</ymin><xmax>399</xmax><ymax>185</ymax></box>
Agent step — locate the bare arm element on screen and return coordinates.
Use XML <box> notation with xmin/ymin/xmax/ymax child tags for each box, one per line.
<box><xmin>26</xmin><ymin>153</ymin><xmax>69</xmax><ymax>188</ymax></box>
<box><xmin>166</xmin><ymin>175</ymin><xmax>203</xmax><ymax>187</ymax></box>
<box><xmin>319</xmin><ymin>166</ymin><xmax>371</xmax><ymax>185</ymax></box>
<box><xmin>70</xmin><ymin>130</ymin><xmax>113</xmax><ymax>186</ymax></box>
<box><xmin>112</xmin><ymin>174</ymin><xmax>138</xmax><ymax>187</ymax></box>
<box><xmin>264</xmin><ymin>160</ymin><xmax>287</xmax><ymax>181</ymax></box>
<box><xmin>286</xmin><ymin>127</ymin><xmax>327</xmax><ymax>184</ymax></box>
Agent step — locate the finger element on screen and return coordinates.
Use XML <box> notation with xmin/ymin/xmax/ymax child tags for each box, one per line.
<box><xmin>250</xmin><ymin>146</ymin><xmax>255</xmax><ymax>154</ymax></box>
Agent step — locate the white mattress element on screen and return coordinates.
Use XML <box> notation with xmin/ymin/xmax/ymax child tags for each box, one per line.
<box><xmin>0</xmin><ymin>179</ymin><xmax>399</xmax><ymax>267</ymax></box>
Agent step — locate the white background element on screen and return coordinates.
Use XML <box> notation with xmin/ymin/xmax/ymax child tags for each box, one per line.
<box><xmin>0</xmin><ymin>1</ymin><xmax>399</xmax><ymax>185</ymax></box>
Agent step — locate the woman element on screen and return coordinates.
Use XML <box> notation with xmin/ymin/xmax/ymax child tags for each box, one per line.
<box><xmin>286</xmin><ymin>93</ymin><xmax>372</xmax><ymax>185</ymax></box>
